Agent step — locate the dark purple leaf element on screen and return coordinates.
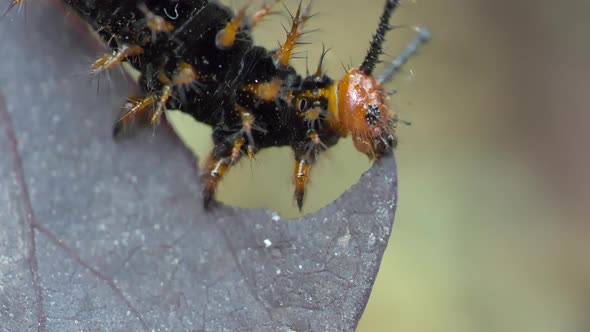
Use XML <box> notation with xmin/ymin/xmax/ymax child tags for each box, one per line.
<box><xmin>0</xmin><ymin>4</ymin><xmax>397</xmax><ymax>331</ymax></box>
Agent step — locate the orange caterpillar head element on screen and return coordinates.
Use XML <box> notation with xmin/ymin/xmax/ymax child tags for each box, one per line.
<box><xmin>329</xmin><ymin>0</ymin><xmax>403</xmax><ymax>158</ymax></box>
<box><xmin>328</xmin><ymin>68</ymin><xmax>397</xmax><ymax>158</ymax></box>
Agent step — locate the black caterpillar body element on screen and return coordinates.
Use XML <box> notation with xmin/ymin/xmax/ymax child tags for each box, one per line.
<box><xmin>39</xmin><ymin>0</ymin><xmax>429</xmax><ymax>209</ymax></box>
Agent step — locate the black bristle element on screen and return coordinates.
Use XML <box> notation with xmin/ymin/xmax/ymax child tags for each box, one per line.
<box><xmin>359</xmin><ymin>0</ymin><xmax>399</xmax><ymax>75</ymax></box>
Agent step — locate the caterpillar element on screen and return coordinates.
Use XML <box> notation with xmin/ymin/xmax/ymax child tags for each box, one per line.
<box><xmin>5</xmin><ymin>0</ymin><xmax>429</xmax><ymax>210</ymax></box>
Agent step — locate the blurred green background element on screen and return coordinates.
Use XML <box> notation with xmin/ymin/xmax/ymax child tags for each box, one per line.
<box><xmin>168</xmin><ymin>0</ymin><xmax>590</xmax><ymax>330</ymax></box>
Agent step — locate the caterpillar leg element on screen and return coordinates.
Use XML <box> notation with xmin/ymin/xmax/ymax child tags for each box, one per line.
<box><xmin>291</xmin><ymin>128</ymin><xmax>333</xmax><ymax>210</ymax></box>
<box><xmin>202</xmin><ymin>135</ymin><xmax>256</xmax><ymax>209</ymax></box>
<box><xmin>202</xmin><ymin>103</ymin><xmax>265</xmax><ymax>207</ymax></box>
<box><xmin>112</xmin><ymin>95</ymin><xmax>156</xmax><ymax>139</ymax></box>
<box><xmin>112</xmin><ymin>86</ymin><xmax>174</xmax><ymax>138</ymax></box>
<box><xmin>202</xmin><ymin>153</ymin><xmax>231</xmax><ymax>209</ymax></box>
<box><xmin>112</xmin><ymin>88</ymin><xmax>171</xmax><ymax>138</ymax></box>
<box><xmin>89</xmin><ymin>44</ymin><xmax>144</xmax><ymax>75</ymax></box>
<box><xmin>292</xmin><ymin>153</ymin><xmax>314</xmax><ymax>211</ymax></box>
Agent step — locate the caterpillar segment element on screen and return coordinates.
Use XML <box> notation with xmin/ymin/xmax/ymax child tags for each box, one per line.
<box><xmin>29</xmin><ymin>0</ymin><xmax>429</xmax><ymax>210</ymax></box>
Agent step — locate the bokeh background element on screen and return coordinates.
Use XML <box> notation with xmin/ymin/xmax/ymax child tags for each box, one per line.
<box><xmin>168</xmin><ymin>0</ymin><xmax>590</xmax><ymax>330</ymax></box>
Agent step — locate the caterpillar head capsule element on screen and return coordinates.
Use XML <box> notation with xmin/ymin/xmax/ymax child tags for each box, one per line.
<box><xmin>334</xmin><ymin>68</ymin><xmax>396</xmax><ymax>158</ymax></box>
